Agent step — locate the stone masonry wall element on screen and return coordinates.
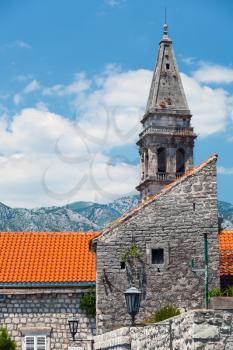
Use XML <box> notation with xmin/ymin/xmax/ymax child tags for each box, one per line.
<box><xmin>94</xmin><ymin>309</ymin><xmax>233</xmax><ymax>350</ymax></box>
<box><xmin>95</xmin><ymin>158</ymin><xmax>220</xmax><ymax>334</ymax></box>
<box><xmin>0</xmin><ymin>288</ymin><xmax>95</xmax><ymax>350</ymax></box>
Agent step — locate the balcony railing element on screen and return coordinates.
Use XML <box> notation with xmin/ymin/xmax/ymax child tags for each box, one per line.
<box><xmin>156</xmin><ymin>172</ymin><xmax>168</xmax><ymax>181</ymax></box>
<box><xmin>175</xmin><ymin>172</ymin><xmax>184</xmax><ymax>179</ymax></box>
<box><xmin>139</xmin><ymin>126</ymin><xmax>195</xmax><ymax>139</ymax></box>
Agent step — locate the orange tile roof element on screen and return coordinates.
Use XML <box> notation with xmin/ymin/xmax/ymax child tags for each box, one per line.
<box><xmin>219</xmin><ymin>230</ymin><xmax>233</xmax><ymax>276</ymax></box>
<box><xmin>0</xmin><ymin>232</ymin><xmax>98</xmax><ymax>285</ymax></box>
<box><xmin>92</xmin><ymin>154</ymin><xmax>218</xmax><ymax>243</ymax></box>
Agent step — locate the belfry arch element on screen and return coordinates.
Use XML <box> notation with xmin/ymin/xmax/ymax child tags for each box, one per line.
<box><xmin>176</xmin><ymin>148</ymin><xmax>185</xmax><ymax>174</ymax></box>
<box><xmin>157</xmin><ymin>147</ymin><xmax>166</xmax><ymax>173</ymax></box>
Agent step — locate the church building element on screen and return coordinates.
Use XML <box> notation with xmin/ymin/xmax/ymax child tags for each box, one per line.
<box><xmin>0</xmin><ymin>22</ymin><xmax>233</xmax><ymax>349</ymax></box>
<box><xmin>92</xmin><ymin>23</ymin><xmax>220</xmax><ymax>334</ymax></box>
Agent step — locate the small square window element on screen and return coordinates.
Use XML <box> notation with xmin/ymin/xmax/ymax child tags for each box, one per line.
<box><xmin>151</xmin><ymin>249</ymin><xmax>164</xmax><ymax>265</ymax></box>
<box><xmin>120</xmin><ymin>261</ymin><xmax>126</xmax><ymax>269</ymax></box>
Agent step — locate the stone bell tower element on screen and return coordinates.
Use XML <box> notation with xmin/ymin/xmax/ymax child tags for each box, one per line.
<box><xmin>136</xmin><ymin>23</ymin><xmax>196</xmax><ymax>199</ymax></box>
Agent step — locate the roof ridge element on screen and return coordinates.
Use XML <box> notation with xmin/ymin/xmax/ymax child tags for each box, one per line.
<box><xmin>95</xmin><ymin>154</ymin><xmax>218</xmax><ymax>240</ymax></box>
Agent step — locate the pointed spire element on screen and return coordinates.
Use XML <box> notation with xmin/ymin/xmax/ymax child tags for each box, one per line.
<box><xmin>145</xmin><ymin>23</ymin><xmax>190</xmax><ymax>114</ymax></box>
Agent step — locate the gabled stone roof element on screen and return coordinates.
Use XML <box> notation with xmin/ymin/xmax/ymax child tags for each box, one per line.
<box><xmin>92</xmin><ymin>154</ymin><xmax>218</xmax><ymax>243</ymax></box>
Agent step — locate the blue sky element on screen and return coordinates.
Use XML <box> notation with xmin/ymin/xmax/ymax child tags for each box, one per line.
<box><xmin>0</xmin><ymin>0</ymin><xmax>232</xmax><ymax>208</ymax></box>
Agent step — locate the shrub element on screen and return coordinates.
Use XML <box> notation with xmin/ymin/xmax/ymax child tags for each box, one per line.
<box><xmin>208</xmin><ymin>288</ymin><xmax>223</xmax><ymax>298</ymax></box>
<box><xmin>225</xmin><ymin>286</ymin><xmax>233</xmax><ymax>297</ymax></box>
<box><xmin>153</xmin><ymin>305</ymin><xmax>180</xmax><ymax>323</ymax></box>
<box><xmin>80</xmin><ymin>291</ymin><xmax>96</xmax><ymax>317</ymax></box>
<box><xmin>208</xmin><ymin>286</ymin><xmax>233</xmax><ymax>298</ymax></box>
<box><xmin>141</xmin><ymin>305</ymin><xmax>180</xmax><ymax>325</ymax></box>
<box><xmin>0</xmin><ymin>327</ymin><xmax>16</xmax><ymax>350</ymax></box>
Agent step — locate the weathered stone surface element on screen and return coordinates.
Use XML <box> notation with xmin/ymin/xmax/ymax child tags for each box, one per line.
<box><xmin>193</xmin><ymin>324</ymin><xmax>220</xmax><ymax>341</ymax></box>
<box><xmin>136</xmin><ymin>24</ymin><xmax>196</xmax><ymax>199</ymax></box>
<box><xmin>0</xmin><ymin>288</ymin><xmax>95</xmax><ymax>350</ymax></box>
<box><xmin>210</xmin><ymin>297</ymin><xmax>233</xmax><ymax>310</ymax></box>
<box><xmin>95</xmin><ymin>158</ymin><xmax>219</xmax><ymax>334</ymax></box>
<box><xmin>93</xmin><ymin>310</ymin><xmax>233</xmax><ymax>350</ymax></box>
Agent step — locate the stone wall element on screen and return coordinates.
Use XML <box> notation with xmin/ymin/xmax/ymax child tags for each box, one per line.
<box><xmin>94</xmin><ymin>309</ymin><xmax>233</xmax><ymax>350</ymax></box>
<box><xmin>0</xmin><ymin>288</ymin><xmax>95</xmax><ymax>350</ymax></box>
<box><xmin>95</xmin><ymin>158</ymin><xmax>220</xmax><ymax>334</ymax></box>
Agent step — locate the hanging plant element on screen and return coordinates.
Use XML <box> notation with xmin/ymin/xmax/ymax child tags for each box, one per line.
<box><xmin>122</xmin><ymin>244</ymin><xmax>143</xmax><ymax>263</ymax></box>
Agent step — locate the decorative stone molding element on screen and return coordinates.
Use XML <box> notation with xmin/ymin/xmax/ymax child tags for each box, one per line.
<box><xmin>20</xmin><ymin>327</ymin><xmax>52</xmax><ymax>336</ymax></box>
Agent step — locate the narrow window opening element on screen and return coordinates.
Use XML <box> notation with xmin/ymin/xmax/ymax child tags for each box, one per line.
<box><xmin>166</xmin><ymin>63</ymin><xmax>170</xmax><ymax>70</ymax></box>
<box><xmin>193</xmin><ymin>203</ymin><xmax>196</xmax><ymax>211</ymax></box>
<box><xmin>176</xmin><ymin>148</ymin><xmax>185</xmax><ymax>174</ymax></box>
<box><xmin>151</xmin><ymin>249</ymin><xmax>164</xmax><ymax>265</ymax></box>
<box><xmin>157</xmin><ymin>147</ymin><xmax>166</xmax><ymax>173</ymax></box>
<box><xmin>145</xmin><ymin>149</ymin><xmax>149</xmax><ymax>177</ymax></box>
<box><xmin>120</xmin><ymin>261</ymin><xmax>126</xmax><ymax>269</ymax></box>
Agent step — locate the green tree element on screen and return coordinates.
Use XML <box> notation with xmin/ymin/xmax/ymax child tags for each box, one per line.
<box><xmin>0</xmin><ymin>328</ymin><xmax>16</xmax><ymax>350</ymax></box>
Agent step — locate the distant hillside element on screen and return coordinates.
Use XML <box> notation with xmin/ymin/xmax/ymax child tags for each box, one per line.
<box><xmin>218</xmin><ymin>201</ymin><xmax>233</xmax><ymax>229</ymax></box>
<box><xmin>0</xmin><ymin>195</ymin><xmax>139</xmax><ymax>232</ymax></box>
<box><xmin>0</xmin><ymin>196</ymin><xmax>232</xmax><ymax>232</ymax></box>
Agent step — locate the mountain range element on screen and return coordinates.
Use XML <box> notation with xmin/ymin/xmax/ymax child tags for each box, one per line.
<box><xmin>0</xmin><ymin>196</ymin><xmax>232</xmax><ymax>232</ymax></box>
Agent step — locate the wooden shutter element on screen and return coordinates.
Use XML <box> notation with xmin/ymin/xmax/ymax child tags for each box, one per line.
<box><xmin>25</xmin><ymin>336</ymin><xmax>35</xmax><ymax>350</ymax></box>
<box><xmin>25</xmin><ymin>336</ymin><xmax>46</xmax><ymax>350</ymax></box>
<box><xmin>36</xmin><ymin>336</ymin><xmax>46</xmax><ymax>350</ymax></box>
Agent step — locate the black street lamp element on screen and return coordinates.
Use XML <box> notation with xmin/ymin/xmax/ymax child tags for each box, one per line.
<box><xmin>124</xmin><ymin>286</ymin><xmax>141</xmax><ymax>326</ymax></box>
<box><xmin>68</xmin><ymin>317</ymin><xmax>79</xmax><ymax>341</ymax></box>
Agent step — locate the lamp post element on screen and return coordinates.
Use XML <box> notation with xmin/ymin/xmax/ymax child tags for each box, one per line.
<box><xmin>68</xmin><ymin>317</ymin><xmax>79</xmax><ymax>341</ymax></box>
<box><xmin>124</xmin><ymin>286</ymin><xmax>141</xmax><ymax>326</ymax></box>
<box><xmin>68</xmin><ymin>317</ymin><xmax>94</xmax><ymax>350</ymax></box>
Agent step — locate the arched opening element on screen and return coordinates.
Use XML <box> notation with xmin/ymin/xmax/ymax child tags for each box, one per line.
<box><xmin>157</xmin><ymin>148</ymin><xmax>166</xmax><ymax>173</ymax></box>
<box><xmin>176</xmin><ymin>148</ymin><xmax>185</xmax><ymax>173</ymax></box>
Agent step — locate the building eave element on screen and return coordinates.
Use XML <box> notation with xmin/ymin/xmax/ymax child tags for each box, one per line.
<box><xmin>0</xmin><ymin>281</ymin><xmax>96</xmax><ymax>288</ymax></box>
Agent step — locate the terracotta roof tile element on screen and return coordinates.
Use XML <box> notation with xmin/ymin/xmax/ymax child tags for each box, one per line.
<box><xmin>219</xmin><ymin>230</ymin><xmax>233</xmax><ymax>276</ymax></box>
<box><xmin>0</xmin><ymin>232</ymin><xmax>98</xmax><ymax>284</ymax></box>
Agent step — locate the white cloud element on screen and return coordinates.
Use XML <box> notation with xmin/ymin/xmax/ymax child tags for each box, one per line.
<box><xmin>15</xmin><ymin>41</ymin><xmax>31</xmax><ymax>49</ymax></box>
<box><xmin>13</xmin><ymin>79</ymin><xmax>40</xmax><ymax>105</ymax></box>
<box><xmin>43</xmin><ymin>73</ymin><xmax>90</xmax><ymax>96</ymax></box>
<box><xmin>13</xmin><ymin>94</ymin><xmax>22</xmax><ymax>106</ymax></box>
<box><xmin>0</xmin><ymin>41</ymin><xmax>31</xmax><ymax>50</ymax></box>
<box><xmin>0</xmin><ymin>106</ymin><xmax>139</xmax><ymax>208</ymax></box>
<box><xmin>181</xmin><ymin>73</ymin><xmax>233</xmax><ymax>136</ymax></box>
<box><xmin>2</xmin><ymin>63</ymin><xmax>233</xmax><ymax>207</ymax></box>
<box><xmin>36</xmin><ymin>101</ymin><xmax>48</xmax><ymax>112</ymax></box>
<box><xmin>218</xmin><ymin>166</ymin><xmax>233</xmax><ymax>175</ymax></box>
<box><xmin>15</xmin><ymin>74</ymin><xmax>33</xmax><ymax>82</ymax></box>
<box><xmin>193</xmin><ymin>64</ymin><xmax>233</xmax><ymax>84</ymax></box>
<box><xmin>181</xmin><ymin>56</ymin><xmax>196</xmax><ymax>65</ymax></box>
<box><xmin>23</xmin><ymin>80</ymin><xmax>40</xmax><ymax>94</ymax></box>
<box><xmin>105</xmin><ymin>0</ymin><xmax>125</xmax><ymax>7</ymax></box>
